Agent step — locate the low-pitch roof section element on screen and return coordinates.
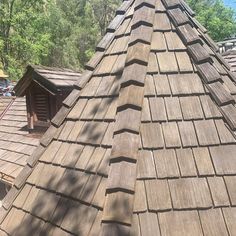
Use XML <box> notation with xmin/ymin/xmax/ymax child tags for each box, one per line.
<box><xmin>15</xmin><ymin>65</ymin><xmax>82</xmax><ymax>96</ymax></box>
<box><xmin>0</xmin><ymin>97</ymin><xmax>39</xmax><ymax>185</ymax></box>
<box><xmin>1</xmin><ymin>0</ymin><xmax>236</xmax><ymax>235</ymax></box>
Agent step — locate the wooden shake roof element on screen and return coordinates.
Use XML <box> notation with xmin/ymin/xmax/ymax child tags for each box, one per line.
<box><xmin>0</xmin><ymin>97</ymin><xmax>39</xmax><ymax>185</ymax></box>
<box><xmin>1</xmin><ymin>0</ymin><xmax>236</xmax><ymax>235</ymax></box>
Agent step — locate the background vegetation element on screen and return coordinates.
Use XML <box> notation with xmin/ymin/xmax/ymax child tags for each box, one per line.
<box><xmin>0</xmin><ymin>0</ymin><xmax>235</xmax><ymax>80</ymax></box>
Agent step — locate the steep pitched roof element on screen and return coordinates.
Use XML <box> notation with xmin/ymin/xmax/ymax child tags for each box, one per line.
<box><xmin>1</xmin><ymin>0</ymin><xmax>236</xmax><ymax>235</ymax></box>
<box><xmin>0</xmin><ymin>97</ymin><xmax>39</xmax><ymax>185</ymax></box>
<box><xmin>223</xmin><ymin>48</ymin><xmax>236</xmax><ymax>74</ymax></box>
<box><xmin>15</xmin><ymin>65</ymin><xmax>82</xmax><ymax>96</ymax></box>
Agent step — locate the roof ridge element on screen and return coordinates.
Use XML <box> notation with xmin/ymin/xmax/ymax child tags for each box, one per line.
<box><xmin>100</xmin><ymin>1</ymin><xmax>156</xmax><ymax>234</ymax></box>
<box><xmin>165</xmin><ymin>0</ymin><xmax>236</xmax><ymax>134</ymax></box>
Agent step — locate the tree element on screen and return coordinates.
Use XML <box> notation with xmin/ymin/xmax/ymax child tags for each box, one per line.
<box><xmin>45</xmin><ymin>0</ymin><xmax>121</xmax><ymax>70</ymax></box>
<box><xmin>0</xmin><ymin>0</ymin><xmax>52</xmax><ymax>80</ymax></box>
<box><xmin>187</xmin><ymin>0</ymin><xmax>236</xmax><ymax>41</ymax></box>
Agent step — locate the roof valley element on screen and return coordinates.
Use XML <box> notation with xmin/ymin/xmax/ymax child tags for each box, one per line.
<box><xmin>101</xmin><ymin>1</ymin><xmax>156</xmax><ymax>234</ymax></box>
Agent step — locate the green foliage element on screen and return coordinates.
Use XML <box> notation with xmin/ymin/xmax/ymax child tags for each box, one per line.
<box><xmin>187</xmin><ymin>0</ymin><xmax>236</xmax><ymax>40</ymax></box>
<box><xmin>0</xmin><ymin>0</ymin><xmax>235</xmax><ymax>81</ymax></box>
<box><xmin>45</xmin><ymin>0</ymin><xmax>120</xmax><ymax>70</ymax></box>
<box><xmin>0</xmin><ymin>0</ymin><xmax>51</xmax><ymax>80</ymax></box>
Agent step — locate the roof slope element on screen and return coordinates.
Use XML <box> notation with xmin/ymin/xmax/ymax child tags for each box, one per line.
<box><xmin>1</xmin><ymin>0</ymin><xmax>236</xmax><ymax>235</ymax></box>
<box><xmin>15</xmin><ymin>65</ymin><xmax>82</xmax><ymax>96</ymax></box>
<box><xmin>0</xmin><ymin>97</ymin><xmax>39</xmax><ymax>185</ymax></box>
<box><xmin>223</xmin><ymin>49</ymin><xmax>236</xmax><ymax>74</ymax></box>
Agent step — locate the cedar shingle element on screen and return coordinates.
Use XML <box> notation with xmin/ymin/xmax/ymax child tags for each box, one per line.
<box><xmin>157</xmin><ymin>52</ymin><xmax>178</xmax><ymax>73</ymax></box>
<box><xmin>130</xmin><ymin>25</ymin><xmax>153</xmax><ymax>46</ymax></box>
<box><xmin>153</xmin><ymin>74</ymin><xmax>171</xmax><ymax>96</ymax></box>
<box><xmin>188</xmin><ymin>43</ymin><xmax>211</xmax><ymax>63</ymax></box>
<box><xmin>176</xmin><ymin>149</ymin><xmax>197</xmax><ymax>177</ymax></box>
<box><xmin>168</xmin><ymin>8</ymin><xmax>189</xmax><ymax>26</ymax></box>
<box><xmin>145</xmin><ymin>179</ymin><xmax>171</xmax><ymax>211</ymax></box>
<box><xmin>164</xmin><ymin>31</ymin><xmax>185</xmax><ymax>51</ymax></box>
<box><xmin>121</xmin><ymin>63</ymin><xmax>146</xmax><ymax>86</ymax></box>
<box><xmin>153</xmin><ymin>149</ymin><xmax>180</xmax><ymax>178</ymax></box>
<box><xmin>61</xmin><ymin>202</ymin><xmax>97</xmax><ymax>235</ymax></box>
<box><xmin>144</xmin><ymin>75</ymin><xmax>156</xmax><ymax>96</ymax></box>
<box><xmin>139</xmin><ymin>212</ymin><xmax>161</xmax><ymax>236</ymax></box>
<box><xmin>80</xmin><ymin>175</ymin><xmax>102</xmax><ymax>203</ymax></box>
<box><xmin>215</xmin><ymin>119</ymin><xmax>236</xmax><ymax>144</ymax></box>
<box><xmin>115</xmin><ymin>108</ymin><xmax>141</xmax><ymax>134</ymax></box>
<box><xmin>154</xmin><ymin>12</ymin><xmax>172</xmax><ymax>31</ymax></box>
<box><xmin>169</xmin><ymin>178</ymin><xmax>212</xmax><ymax>209</ymax></box>
<box><xmin>208</xmin><ymin>177</ymin><xmax>229</xmax><ymax>207</ymax></box>
<box><xmin>75</xmin><ymin>145</ymin><xmax>95</xmax><ymax>170</ymax></box>
<box><xmin>193</xmin><ymin>148</ymin><xmax>215</xmax><ymax>176</ymax></box>
<box><xmin>177</xmin><ymin>23</ymin><xmax>200</xmax><ymax>45</ymax></box>
<box><xmin>133</xmin><ymin>181</ymin><xmax>147</xmax><ymax>213</ymax></box>
<box><xmin>222</xmin><ymin>208</ymin><xmax>236</xmax><ymax>235</ymax></box>
<box><xmin>159</xmin><ymin>211</ymin><xmax>203</xmax><ymax>236</ymax></box>
<box><xmin>141</xmin><ymin>98</ymin><xmax>151</xmax><ymax>122</ymax></box>
<box><xmin>221</xmin><ymin>104</ymin><xmax>236</xmax><ymax>131</ymax></box>
<box><xmin>210</xmin><ymin>145</ymin><xmax>236</xmax><ymax>175</ymax></box>
<box><xmin>168</xmin><ymin>74</ymin><xmax>205</xmax><ymax>95</ymax></box>
<box><xmin>67</xmin><ymin>99</ymin><xmax>87</xmax><ymax>120</ymax></box>
<box><xmin>162</xmin><ymin>122</ymin><xmax>181</xmax><ymax>148</ymax></box>
<box><xmin>61</xmin><ymin>144</ymin><xmax>83</xmax><ymax>168</ymax></box>
<box><xmin>103</xmin><ymin>192</ymin><xmax>133</xmax><ymax>225</ymax></box>
<box><xmin>80</xmin><ymin>98</ymin><xmax>102</xmax><ymax>120</ymax></box>
<box><xmin>141</xmin><ymin>123</ymin><xmax>164</xmax><ymax>149</ymax></box>
<box><xmin>95</xmin><ymin>55</ymin><xmax>118</xmax><ymax>75</ymax></box>
<box><xmin>200</xmin><ymin>95</ymin><xmax>222</xmax><ymax>119</ymax></box>
<box><xmin>126</xmin><ymin>42</ymin><xmax>150</xmax><ymax>66</ymax></box>
<box><xmin>164</xmin><ymin>97</ymin><xmax>182</xmax><ymax>121</ymax></box>
<box><xmin>194</xmin><ymin>120</ymin><xmax>220</xmax><ymax>146</ymax></box>
<box><xmin>180</xmin><ymin>96</ymin><xmax>204</xmax><ymax>120</ymax></box>
<box><xmin>94</xmin><ymin>98</ymin><xmax>113</xmax><ymax>120</ymax></box>
<box><xmin>149</xmin><ymin>97</ymin><xmax>167</xmax><ymax>122</ymax></box>
<box><xmin>208</xmin><ymin>81</ymin><xmax>235</xmax><ymax>106</ymax></box>
<box><xmin>178</xmin><ymin>121</ymin><xmax>198</xmax><ymax>147</ymax></box>
<box><xmin>78</xmin><ymin>122</ymin><xmax>108</xmax><ymax>145</ymax></box>
<box><xmin>137</xmin><ymin>150</ymin><xmax>156</xmax><ymax>179</ymax></box>
<box><xmin>197</xmin><ymin>62</ymin><xmax>221</xmax><ymax>83</ymax></box>
<box><xmin>92</xmin><ymin>178</ymin><xmax>106</xmax><ymax>209</ymax></box>
<box><xmin>107</xmin><ymin>161</ymin><xmax>136</xmax><ymax>192</ymax></box>
<box><xmin>111</xmin><ymin>132</ymin><xmax>139</xmax><ymax>162</ymax></box>
<box><xmin>175</xmin><ymin>51</ymin><xmax>193</xmax><ymax>72</ymax></box>
<box><xmin>224</xmin><ymin>176</ymin><xmax>236</xmax><ymax>205</ymax></box>
<box><xmin>147</xmin><ymin>53</ymin><xmax>159</xmax><ymax>73</ymax></box>
<box><xmin>118</xmin><ymin>84</ymin><xmax>144</xmax><ymax>110</ymax></box>
<box><xmin>199</xmin><ymin>209</ymin><xmax>228</xmax><ymax>236</ymax></box>
<box><xmin>132</xmin><ymin>5</ymin><xmax>155</xmax><ymax>28</ymax></box>
<box><xmin>151</xmin><ymin>32</ymin><xmax>166</xmax><ymax>51</ymax></box>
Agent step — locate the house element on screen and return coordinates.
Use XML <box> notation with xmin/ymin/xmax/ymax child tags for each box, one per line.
<box><xmin>218</xmin><ymin>37</ymin><xmax>236</xmax><ymax>53</ymax></box>
<box><xmin>0</xmin><ymin>66</ymin><xmax>81</xmax><ymax>203</ymax></box>
<box><xmin>15</xmin><ymin>65</ymin><xmax>82</xmax><ymax>132</ymax></box>
<box><xmin>222</xmin><ymin>48</ymin><xmax>236</xmax><ymax>74</ymax></box>
<box><xmin>1</xmin><ymin>0</ymin><xmax>236</xmax><ymax>235</ymax></box>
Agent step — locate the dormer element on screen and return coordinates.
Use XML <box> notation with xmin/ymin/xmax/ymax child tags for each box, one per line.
<box><xmin>14</xmin><ymin>65</ymin><xmax>81</xmax><ymax>132</ymax></box>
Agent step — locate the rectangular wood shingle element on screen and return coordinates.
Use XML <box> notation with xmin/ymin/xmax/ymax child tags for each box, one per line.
<box><xmin>153</xmin><ymin>149</ymin><xmax>180</xmax><ymax>178</ymax></box>
<box><xmin>194</xmin><ymin>120</ymin><xmax>220</xmax><ymax>146</ymax></box>
<box><xmin>145</xmin><ymin>179</ymin><xmax>171</xmax><ymax>211</ymax></box>
<box><xmin>162</xmin><ymin>122</ymin><xmax>181</xmax><ymax>148</ymax></box>
<box><xmin>178</xmin><ymin>121</ymin><xmax>198</xmax><ymax>147</ymax></box>
<box><xmin>141</xmin><ymin>123</ymin><xmax>164</xmax><ymax>149</ymax></box>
